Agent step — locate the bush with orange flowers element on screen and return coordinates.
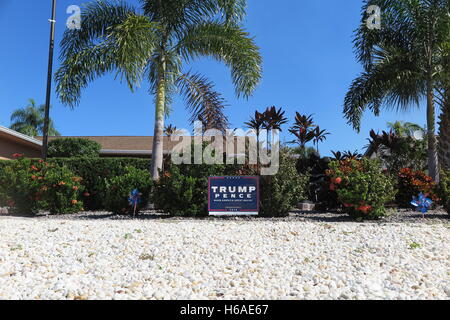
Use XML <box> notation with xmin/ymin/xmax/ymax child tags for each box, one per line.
<box><xmin>396</xmin><ymin>168</ymin><xmax>438</xmax><ymax>208</ymax></box>
<box><xmin>0</xmin><ymin>158</ymin><xmax>83</xmax><ymax>214</ymax></box>
<box><xmin>326</xmin><ymin>158</ymin><xmax>396</xmax><ymax>220</ymax></box>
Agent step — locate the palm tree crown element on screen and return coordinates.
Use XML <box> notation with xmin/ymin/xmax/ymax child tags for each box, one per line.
<box><xmin>10</xmin><ymin>99</ymin><xmax>60</xmax><ymax>137</ymax></box>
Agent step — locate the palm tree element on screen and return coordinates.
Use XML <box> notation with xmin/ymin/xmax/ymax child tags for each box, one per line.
<box><xmin>164</xmin><ymin>124</ymin><xmax>181</xmax><ymax>137</ymax></box>
<box><xmin>387</xmin><ymin>121</ymin><xmax>424</xmax><ymax>138</ymax></box>
<box><xmin>437</xmin><ymin>87</ymin><xmax>450</xmax><ymax>170</ymax></box>
<box><xmin>56</xmin><ymin>0</ymin><xmax>262</xmax><ymax>180</ymax></box>
<box><xmin>343</xmin><ymin>0</ymin><xmax>449</xmax><ymax>181</ymax></box>
<box><xmin>312</xmin><ymin>126</ymin><xmax>330</xmax><ymax>153</ymax></box>
<box><xmin>10</xmin><ymin>99</ymin><xmax>60</xmax><ymax>137</ymax></box>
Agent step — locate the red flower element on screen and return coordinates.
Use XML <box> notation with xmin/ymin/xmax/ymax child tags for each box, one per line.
<box><xmin>329</xmin><ymin>183</ymin><xmax>336</xmax><ymax>191</ymax></box>
<box><xmin>83</xmin><ymin>192</ymin><xmax>90</xmax><ymax>197</ymax></box>
<box><xmin>334</xmin><ymin>177</ymin><xmax>342</xmax><ymax>185</ymax></box>
<box><xmin>72</xmin><ymin>186</ymin><xmax>79</xmax><ymax>191</ymax></box>
<box><xmin>357</xmin><ymin>205</ymin><xmax>372</xmax><ymax>214</ymax></box>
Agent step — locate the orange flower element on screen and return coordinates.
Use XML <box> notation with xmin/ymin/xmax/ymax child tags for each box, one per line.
<box><xmin>58</xmin><ymin>181</ymin><xmax>66</xmax><ymax>186</ymax></box>
<box><xmin>71</xmin><ymin>200</ymin><xmax>78</xmax><ymax>205</ymax></box>
<box><xmin>334</xmin><ymin>177</ymin><xmax>342</xmax><ymax>184</ymax></box>
<box><xmin>72</xmin><ymin>186</ymin><xmax>78</xmax><ymax>191</ymax></box>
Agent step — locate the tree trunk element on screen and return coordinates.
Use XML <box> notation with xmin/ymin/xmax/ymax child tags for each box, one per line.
<box><xmin>426</xmin><ymin>79</ymin><xmax>439</xmax><ymax>182</ymax></box>
<box><xmin>438</xmin><ymin>88</ymin><xmax>450</xmax><ymax>171</ymax></box>
<box><xmin>151</xmin><ymin>58</ymin><xmax>166</xmax><ymax>181</ymax></box>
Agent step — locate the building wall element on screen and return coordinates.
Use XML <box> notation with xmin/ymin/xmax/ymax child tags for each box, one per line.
<box><xmin>0</xmin><ymin>136</ymin><xmax>41</xmax><ymax>159</ymax></box>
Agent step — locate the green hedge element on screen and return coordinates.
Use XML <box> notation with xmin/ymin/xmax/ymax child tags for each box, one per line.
<box><xmin>0</xmin><ymin>158</ymin><xmax>151</xmax><ymax>211</ymax></box>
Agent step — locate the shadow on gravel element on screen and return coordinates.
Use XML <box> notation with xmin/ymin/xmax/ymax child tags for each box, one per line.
<box><xmin>2</xmin><ymin>208</ymin><xmax>447</xmax><ymax>224</ymax></box>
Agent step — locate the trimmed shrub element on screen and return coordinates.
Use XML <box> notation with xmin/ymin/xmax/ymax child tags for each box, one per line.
<box><xmin>153</xmin><ymin>163</ymin><xmax>227</xmax><ymax>217</ymax></box>
<box><xmin>48</xmin><ymin>138</ymin><xmax>101</xmax><ymax>158</ymax></box>
<box><xmin>48</xmin><ymin>158</ymin><xmax>151</xmax><ymax>210</ymax></box>
<box><xmin>326</xmin><ymin>158</ymin><xmax>396</xmax><ymax>220</ymax></box>
<box><xmin>396</xmin><ymin>168</ymin><xmax>438</xmax><ymax>207</ymax></box>
<box><xmin>437</xmin><ymin>170</ymin><xmax>450</xmax><ymax>214</ymax></box>
<box><xmin>0</xmin><ymin>158</ymin><xmax>151</xmax><ymax>211</ymax></box>
<box><xmin>0</xmin><ymin>158</ymin><xmax>83</xmax><ymax>214</ymax></box>
<box><xmin>259</xmin><ymin>151</ymin><xmax>309</xmax><ymax>217</ymax></box>
<box><xmin>104</xmin><ymin>166</ymin><xmax>153</xmax><ymax>215</ymax></box>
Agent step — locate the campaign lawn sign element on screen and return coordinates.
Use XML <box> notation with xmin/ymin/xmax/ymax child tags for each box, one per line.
<box><xmin>208</xmin><ymin>176</ymin><xmax>259</xmax><ymax>216</ymax></box>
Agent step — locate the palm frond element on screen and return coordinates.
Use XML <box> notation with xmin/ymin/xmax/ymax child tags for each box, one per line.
<box><xmin>176</xmin><ymin>72</ymin><xmax>229</xmax><ymax>133</ymax></box>
<box><xmin>177</xmin><ymin>22</ymin><xmax>262</xmax><ymax>98</ymax></box>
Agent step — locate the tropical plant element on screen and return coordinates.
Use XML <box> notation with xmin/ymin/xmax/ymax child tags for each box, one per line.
<box><xmin>312</xmin><ymin>126</ymin><xmax>330</xmax><ymax>153</ymax></box>
<box><xmin>365</xmin><ymin>125</ymin><xmax>428</xmax><ymax>172</ymax></box>
<box><xmin>396</xmin><ymin>167</ymin><xmax>439</xmax><ymax>207</ymax></box>
<box><xmin>9</xmin><ymin>99</ymin><xmax>60</xmax><ymax>137</ymax></box>
<box><xmin>437</xmin><ymin>170</ymin><xmax>450</xmax><ymax>213</ymax></box>
<box><xmin>343</xmin><ymin>0</ymin><xmax>450</xmax><ymax>182</ymax></box>
<box><xmin>387</xmin><ymin>121</ymin><xmax>424</xmax><ymax>138</ymax></box>
<box><xmin>261</xmin><ymin>106</ymin><xmax>288</xmax><ymax>149</ymax></box>
<box><xmin>289</xmin><ymin>113</ymin><xmax>316</xmax><ymax>151</ymax></box>
<box><xmin>326</xmin><ymin>158</ymin><xmax>397</xmax><ymax>220</ymax></box>
<box><xmin>164</xmin><ymin>124</ymin><xmax>181</xmax><ymax>137</ymax></box>
<box><xmin>244</xmin><ymin>110</ymin><xmax>265</xmax><ymax>169</ymax></box>
<box><xmin>55</xmin><ymin>0</ymin><xmax>262</xmax><ymax>180</ymax></box>
<box><xmin>331</xmin><ymin>150</ymin><xmax>363</xmax><ymax>161</ymax></box>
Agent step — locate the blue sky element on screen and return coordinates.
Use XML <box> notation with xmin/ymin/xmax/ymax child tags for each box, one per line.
<box><xmin>0</xmin><ymin>0</ymin><xmax>427</xmax><ymax>156</ymax></box>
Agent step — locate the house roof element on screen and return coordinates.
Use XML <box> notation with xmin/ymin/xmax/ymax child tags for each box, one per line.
<box><xmin>0</xmin><ymin>126</ymin><xmax>43</xmax><ymax>147</ymax></box>
<box><xmin>37</xmin><ymin>135</ymin><xmax>253</xmax><ymax>156</ymax></box>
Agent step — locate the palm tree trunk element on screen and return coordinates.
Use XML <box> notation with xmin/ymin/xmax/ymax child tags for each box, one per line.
<box><xmin>151</xmin><ymin>57</ymin><xmax>166</xmax><ymax>181</ymax></box>
<box><xmin>426</xmin><ymin>79</ymin><xmax>439</xmax><ymax>182</ymax></box>
<box><xmin>438</xmin><ymin>88</ymin><xmax>450</xmax><ymax>171</ymax></box>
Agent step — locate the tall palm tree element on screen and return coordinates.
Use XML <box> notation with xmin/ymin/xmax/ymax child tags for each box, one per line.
<box><xmin>56</xmin><ymin>0</ymin><xmax>262</xmax><ymax>180</ymax></box>
<box><xmin>9</xmin><ymin>99</ymin><xmax>60</xmax><ymax>137</ymax></box>
<box><xmin>343</xmin><ymin>0</ymin><xmax>449</xmax><ymax>181</ymax></box>
<box><xmin>437</xmin><ymin>87</ymin><xmax>450</xmax><ymax>170</ymax></box>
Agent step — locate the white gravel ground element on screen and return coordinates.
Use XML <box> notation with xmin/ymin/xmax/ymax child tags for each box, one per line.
<box><xmin>0</xmin><ymin>215</ymin><xmax>449</xmax><ymax>300</ymax></box>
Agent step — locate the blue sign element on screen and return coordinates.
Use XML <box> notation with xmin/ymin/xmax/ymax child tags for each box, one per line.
<box><xmin>208</xmin><ymin>176</ymin><xmax>259</xmax><ymax>216</ymax></box>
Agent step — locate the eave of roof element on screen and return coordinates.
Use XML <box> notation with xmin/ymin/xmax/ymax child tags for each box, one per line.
<box><xmin>0</xmin><ymin>126</ymin><xmax>43</xmax><ymax>146</ymax></box>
